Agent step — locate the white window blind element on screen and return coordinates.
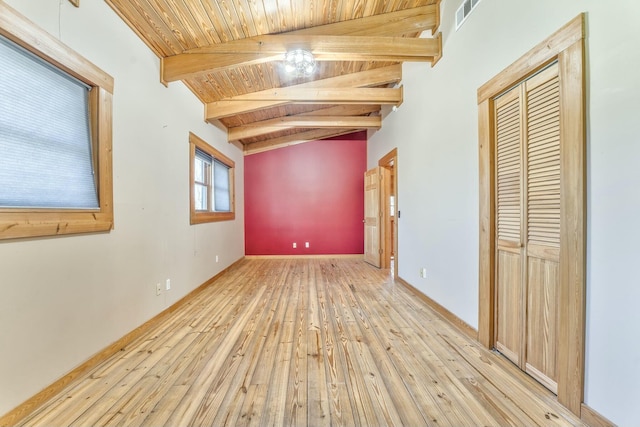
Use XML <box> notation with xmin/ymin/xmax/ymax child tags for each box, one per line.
<box><xmin>213</xmin><ymin>159</ymin><xmax>230</xmax><ymax>212</ymax></box>
<box><xmin>0</xmin><ymin>35</ymin><xmax>98</xmax><ymax>209</ymax></box>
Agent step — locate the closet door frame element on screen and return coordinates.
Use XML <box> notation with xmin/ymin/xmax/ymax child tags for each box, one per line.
<box><xmin>477</xmin><ymin>15</ymin><xmax>586</xmax><ymax>416</ymax></box>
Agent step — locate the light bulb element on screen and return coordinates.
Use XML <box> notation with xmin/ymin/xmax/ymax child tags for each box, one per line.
<box><xmin>283</xmin><ymin>49</ymin><xmax>316</xmax><ymax>76</ymax></box>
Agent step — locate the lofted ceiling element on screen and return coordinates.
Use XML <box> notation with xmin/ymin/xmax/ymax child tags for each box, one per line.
<box><xmin>104</xmin><ymin>0</ymin><xmax>442</xmax><ymax>154</ymax></box>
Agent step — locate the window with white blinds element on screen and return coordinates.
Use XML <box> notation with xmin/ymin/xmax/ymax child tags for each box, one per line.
<box><xmin>0</xmin><ymin>2</ymin><xmax>113</xmax><ymax>241</ymax></box>
<box><xmin>0</xmin><ymin>35</ymin><xmax>98</xmax><ymax>209</ymax></box>
<box><xmin>189</xmin><ymin>132</ymin><xmax>235</xmax><ymax>224</ymax></box>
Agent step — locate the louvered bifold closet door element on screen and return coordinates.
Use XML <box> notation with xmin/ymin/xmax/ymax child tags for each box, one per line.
<box><xmin>494</xmin><ymin>85</ymin><xmax>524</xmax><ymax>366</ymax></box>
<box><xmin>524</xmin><ymin>63</ymin><xmax>561</xmax><ymax>393</ymax></box>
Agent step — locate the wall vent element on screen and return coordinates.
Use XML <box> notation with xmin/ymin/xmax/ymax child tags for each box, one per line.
<box><xmin>455</xmin><ymin>0</ymin><xmax>481</xmax><ymax>31</ymax></box>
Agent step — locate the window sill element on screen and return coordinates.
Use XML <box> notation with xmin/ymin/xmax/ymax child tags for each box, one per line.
<box><xmin>190</xmin><ymin>211</ymin><xmax>235</xmax><ymax>224</ymax></box>
<box><xmin>0</xmin><ymin>211</ymin><xmax>114</xmax><ymax>240</ymax></box>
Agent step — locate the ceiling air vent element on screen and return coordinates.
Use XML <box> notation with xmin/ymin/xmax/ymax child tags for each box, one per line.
<box><xmin>455</xmin><ymin>0</ymin><xmax>481</xmax><ymax>31</ymax></box>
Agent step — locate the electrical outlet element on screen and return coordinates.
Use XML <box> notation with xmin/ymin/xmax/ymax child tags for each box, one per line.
<box><xmin>420</xmin><ymin>268</ymin><xmax>427</xmax><ymax>278</ymax></box>
<box><xmin>165</xmin><ymin>279</ymin><xmax>171</xmax><ymax>290</ymax></box>
<box><xmin>293</xmin><ymin>242</ymin><xmax>297</xmax><ymax>248</ymax></box>
<box><xmin>215</xmin><ymin>255</ymin><xmax>219</xmax><ymax>263</ymax></box>
<box><xmin>305</xmin><ymin>242</ymin><xmax>309</xmax><ymax>248</ymax></box>
<box><xmin>156</xmin><ymin>283</ymin><xmax>162</xmax><ymax>296</ymax></box>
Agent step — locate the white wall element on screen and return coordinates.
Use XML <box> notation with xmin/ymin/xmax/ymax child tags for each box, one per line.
<box><xmin>0</xmin><ymin>0</ymin><xmax>244</xmax><ymax>416</ymax></box>
<box><xmin>368</xmin><ymin>0</ymin><xmax>640</xmax><ymax>424</ymax></box>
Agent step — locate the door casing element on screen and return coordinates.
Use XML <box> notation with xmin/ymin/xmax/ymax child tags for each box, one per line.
<box><xmin>379</xmin><ymin>149</ymin><xmax>398</xmax><ymax>277</ymax></box>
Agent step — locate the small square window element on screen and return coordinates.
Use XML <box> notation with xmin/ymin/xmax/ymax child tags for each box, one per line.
<box><xmin>189</xmin><ymin>133</ymin><xmax>235</xmax><ymax>224</ymax></box>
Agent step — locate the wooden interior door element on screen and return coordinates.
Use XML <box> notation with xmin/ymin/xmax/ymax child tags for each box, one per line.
<box><xmin>494</xmin><ymin>63</ymin><xmax>561</xmax><ymax>393</ymax></box>
<box><xmin>523</xmin><ymin>65</ymin><xmax>561</xmax><ymax>393</ymax></box>
<box><xmin>479</xmin><ymin>18</ymin><xmax>586</xmax><ymax>414</ymax></box>
<box><xmin>364</xmin><ymin>167</ymin><xmax>381</xmax><ymax>267</ymax></box>
<box><xmin>494</xmin><ymin>84</ymin><xmax>524</xmax><ymax>367</ymax></box>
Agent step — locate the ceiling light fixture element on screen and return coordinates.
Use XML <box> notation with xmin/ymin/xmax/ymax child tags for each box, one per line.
<box><xmin>284</xmin><ymin>49</ymin><xmax>316</xmax><ymax>76</ymax></box>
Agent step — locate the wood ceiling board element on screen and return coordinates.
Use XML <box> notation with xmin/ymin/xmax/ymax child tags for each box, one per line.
<box><xmin>106</xmin><ymin>1</ymin><xmax>439</xmax><ymax>54</ymax></box>
<box><xmin>289</xmin><ymin>4</ymin><xmax>438</xmax><ymax>36</ymax></box>
<box><xmin>105</xmin><ymin>0</ymin><xmax>182</xmax><ymax>56</ymax></box>
<box><xmin>105</xmin><ymin>0</ymin><xmax>442</xmax><ymax>148</ymax></box>
<box><xmin>165</xmin><ymin>0</ymin><xmax>217</xmax><ymax>47</ymax></box>
<box><xmin>243</xmin><ymin>128</ymin><xmax>362</xmax><ymax>155</ymax></box>
<box><xmin>143</xmin><ymin>0</ymin><xmax>199</xmax><ymax>48</ymax></box>
<box><xmin>303</xmin><ymin>104</ymin><xmax>382</xmax><ymax>116</ymax></box>
<box><xmin>205</xmin><ymin>65</ymin><xmax>401</xmax><ymax>119</ymax></box>
<box><xmin>189</xmin><ymin>58</ymin><xmax>403</xmax><ymax>102</ymax></box>
<box><xmin>221</xmin><ymin>106</ymin><xmax>295</xmax><ymax>128</ymax></box>
<box><xmin>206</xmin><ymin>0</ymin><xmax>247</xmax><ymax>41</ymax></box>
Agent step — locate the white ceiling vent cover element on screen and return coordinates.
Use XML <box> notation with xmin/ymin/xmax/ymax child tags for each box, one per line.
<box><xmin>455</xmin><ymin>0</ymin><xmax>481</xmax><ymax>31</ymax></box>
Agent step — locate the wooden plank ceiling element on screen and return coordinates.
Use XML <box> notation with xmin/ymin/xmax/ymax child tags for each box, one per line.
<box><xmin>105</xmin><ymin>0</ymin><xmax>442</xmax><ymax>154</ymax></box>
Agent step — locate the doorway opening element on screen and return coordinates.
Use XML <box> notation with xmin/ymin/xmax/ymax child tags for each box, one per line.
<box><xmin>379</xmin><ymin>149</ymin><xmax>398</xmax><ymax>278</ymax></box>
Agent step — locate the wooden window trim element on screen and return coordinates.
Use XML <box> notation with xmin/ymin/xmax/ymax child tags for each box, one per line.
<box><xmin>0</xmin><ymin>3</ymin><xmax>114</xmax><ymax>241</ymax></box>
<box><xmin>189</xmin><ymin>132</ymin><xmax>235</xmax><ymax>224</ymax></box>
<box><xmin>478</xmin><ymin>14</ymin><xmax>586</xmax><ymax>417</ymax></box>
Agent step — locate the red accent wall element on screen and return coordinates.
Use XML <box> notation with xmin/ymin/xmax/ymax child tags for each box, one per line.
<box><xmin>244</xmin><ymin>132</ymin><xmax>366</xmax><ymax>255</ymax></box>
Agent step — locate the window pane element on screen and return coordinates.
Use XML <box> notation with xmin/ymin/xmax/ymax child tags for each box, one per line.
<box><xmin>0</xmin><ymin>35</ymin><xmax>98</xmax><ymax>209</ymax></box>
<box><xmin>213</xmin><ymin>159</ymin><xmax>230</xmax><ymax>212</ymax></box>
<box><xmin>194</xmin><ymin>183</ymin><xmax>208</xmax><ymax>211</ymax></box>
<box><xmin>194</xmin><ymin>158</ymin><xmax>204</xmax><ymax>183</ymax></box>
<box><xmin>194</xmin><ymin>148</ymin><xmax>212</xmax><ymax>185</ymax></box>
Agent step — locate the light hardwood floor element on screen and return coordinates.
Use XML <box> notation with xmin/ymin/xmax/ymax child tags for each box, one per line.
<box><xmin>17</xmin><ymin>258</ymin><xmax>586</xmax><ymax>426</ymax></box>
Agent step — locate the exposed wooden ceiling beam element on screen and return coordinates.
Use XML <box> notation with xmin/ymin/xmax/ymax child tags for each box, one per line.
<box><xmin>244</xmin><ymin>128</ymin><xmax>361</xmax><ymax>156</ymax></box>
<box><xmin>161</xmin><ymin>5</ymin><xmax>440</xmax><ymax>83</ymax></box>
<box><xmin>162</xmin><ymin>35</ymin><xmax>439</xmax><ymax>82</ymax></box>
<box><xmin>186</xmin><ymin>35</ymin><xmax>437</xmax><ymax>57</ymax></box>
<box><xmin>229</xmin><ymin>115</ymin><xmax>381</xmax><ymax>141</ymax></box>
<box><xmin>205</xmin><ymin>65</ymin><xmax>401</xmax><ymax>120</ymax></box>
<box><xmin>161</xmin><ymin>53</ymin><xmax>279</xmax><ymax>83</ymax></box>
<box><xmin>227</xmin><ymin>87</ymin><xmax>401</xmax><ymax>104</ymax></box>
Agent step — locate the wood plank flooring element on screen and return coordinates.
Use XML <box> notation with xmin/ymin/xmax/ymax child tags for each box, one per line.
<box><xmin>17</xmin><ymin>258</ymin><xmax>587</xmax><ymax>426</ymax></box>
